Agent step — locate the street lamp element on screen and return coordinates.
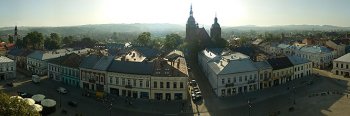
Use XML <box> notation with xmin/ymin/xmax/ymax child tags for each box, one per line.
<box><xmin>108</xmin><ymin>102</ymin><xmax>112</xmax><ymax>116</ymax></box>
<box><xmin>248</xmin><ymin>100</ymin><xmax>252</xmax><ymax>116</ymax></box>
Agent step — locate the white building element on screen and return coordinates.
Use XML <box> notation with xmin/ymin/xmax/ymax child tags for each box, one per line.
<box><xmin>27</xmin><ymin>48</ymin><xmax>90</xmax><ymax>75</ymax></box>
<box><xmin>332</xmin><ymin>53</ymin><xmax>350</xmax><ymax>77</ymax></box>
<box><xmin>199</xmin><ymin>49</ymin><xmax>259</xmax><ymax>96</ymax></box>
<box><xmin>287</xmin><ymin>56</ymin><xmax>313</xmax><ymax>79</ymax></box>
<box><xmin>0</xmin><ymin>56</ymin><xmax>16</xmax><ymax>80</ymax></box>
<box><xmin>274</xmin><ymin>44</ymin><xmax>334</xmax><ymax>69</ymax></box>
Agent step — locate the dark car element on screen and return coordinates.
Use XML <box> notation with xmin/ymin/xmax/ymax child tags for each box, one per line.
<box><xmin>17</xmin><ymin>91</ymin><xmax>33</xmax><ymax>98</ymax></box>
<box><xmin>6</xmin><ymin>82</ymin><xmax>14</xmax><ymax>87</ymax></box>
<box><xmin>68</xmin><ymin>101</ymin><xmax>78</xmax><ymax>107</ymax></box>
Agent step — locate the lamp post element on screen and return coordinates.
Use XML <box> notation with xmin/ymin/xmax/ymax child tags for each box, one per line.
<box><xmin>109</xmin><ymin>102</ymin><xmax>112</xmax><ymax>116</ymax></box>
<box><xmin>59</xmin><ymin>91</ymin><xmax>62</xmax><ymax>108</ymax></box>
<box><xmin>248</xmin><ymin>100</ymin><xmax>252</xmax><ymax>116</ymax></box>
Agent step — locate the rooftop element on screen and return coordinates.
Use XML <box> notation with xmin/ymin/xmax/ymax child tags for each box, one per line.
<box><xmin>0</xmin><ymin>56</ymin><xmax>14</xmax><ymax>63</ymax></box>
<box><xmin>299</xmin><ymin>45</ymin><xmax>332</xmax><ymax>53</ymax></box>
<box><xmin>334</xmin><ymin>53</ymin><xmax>350</xmax><ymax>62</ymax></box>
<box><xmin>287</xmin><ymin>55</ymin><xmax>311</xmax><ymax>65</ymax></box>
<box><xmin>48</xmin><ymin>53</ymin><xmax>83</xmax><ymax>68</ymax></box>
<box><xmin>267</xmin><ymin>57</ymin><xmax>294</xmax><ymax>70</ymax></box>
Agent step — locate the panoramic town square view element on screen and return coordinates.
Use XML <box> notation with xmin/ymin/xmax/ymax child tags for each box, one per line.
<box><xmin>1</xmin><ymin>0</ymin><xmax>350</xmax><ymax>116</ymax></box>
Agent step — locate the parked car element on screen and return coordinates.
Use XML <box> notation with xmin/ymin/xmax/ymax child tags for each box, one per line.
<box><xmin>57</xmin><ymin>87</ymin><xmax>68</xmax><ymax>94</ymax></box>
<box><xmin>6</xmin><ymin>82</ymin><xmax>14</xmax><ymax>87</ymax></box>
<box><xmin>68</xmin><ymin>101</ymin><xmax>78</xmax><ymax>107</ymax></box>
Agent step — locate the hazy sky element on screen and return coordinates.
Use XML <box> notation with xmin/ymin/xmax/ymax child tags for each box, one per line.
<box><xmin>1</xmin><ymin>0</ymin><xmax>350</xmax><ymax>27</ymax></box>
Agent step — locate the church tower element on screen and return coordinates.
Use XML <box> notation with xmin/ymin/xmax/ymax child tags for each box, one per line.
<box><xmin>186</xmin><ymin>4</ymin><xmax>198</xmax><ymax>40</ymax></box>
<box><xmin>210</xmin><ymin>14</ymin><xmax>221</xmax><ymax>42</ymax></box>
<box><xmin>13</xmin><ymin>25</ymin><xmax>19</xmax><ymax>41</ymax></box>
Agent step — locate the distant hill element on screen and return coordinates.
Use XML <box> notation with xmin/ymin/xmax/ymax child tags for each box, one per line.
<box><xmin>223</xmin><ymin>25</ymin><xmax>350</xmax><ymax>31</ymax></box>
<box><xmin>0</xmin><ymin>24</ymin><xmax>349</xmax><ymax>41</ymax></box>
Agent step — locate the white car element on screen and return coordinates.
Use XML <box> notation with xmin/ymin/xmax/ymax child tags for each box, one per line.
<box><xmin>57</xmin><ymin>87</ymin><xmax>68</xmax><ymax>94</ymax></box>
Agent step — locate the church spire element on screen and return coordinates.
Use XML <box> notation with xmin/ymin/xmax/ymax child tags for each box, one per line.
<box><xmin>190</xmin><ymin>4</ymin><xmax>193</xmax><ymax>16</ymax></box>
<box><xmin>214</xmin><ymin>12</ymin><xmax>218</xmax><ymax>23</ymax></box>
<box><xmin>14</xmin><ymin>25</ymin><xmax>18</xmax><ymax>36</ymax></box>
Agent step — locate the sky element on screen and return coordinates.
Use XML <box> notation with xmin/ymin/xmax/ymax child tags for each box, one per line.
<box><xmin>1</xmin><ymin>0</ymin><xmax>350</xmax><ymax>27</ymax></box>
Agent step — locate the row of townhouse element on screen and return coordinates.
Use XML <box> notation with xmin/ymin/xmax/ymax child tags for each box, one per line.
<box><xmin>48</xmin><ymin>49</ymin><xmax>189</xmax><ymax>101</ymax></box>
<box><xmin>272</xmin><ymin>43</ymin><xmax>333</xmax><ymax>69</ymax></box>
<box><xmin>27</xmin><ymin>48</ymin><xmax>91</xmax><ymax>75</ymax></box>
<box><xmin>198</xmin><ymin>48</ymin><xmax>313</xmax><ymax>97</ymax></box>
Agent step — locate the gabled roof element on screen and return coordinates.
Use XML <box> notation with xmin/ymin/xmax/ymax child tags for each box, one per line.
<box><xmin>80</xmin><ymin>54</ymin><xmax>114</xmax><ymax>71</ymax></box>
<box><xmin>254</xmin><ymin>61</ymin><xmax>272</xmax><ymax>70</ymax></box>
<box><xmin>48</xmin><ymin>53</ymin><xmax>83</xmax><ymax>68</ymax></box>
<box><xmin>334</xmin><ymin>53</ymin><xmax>350</xmax><ymax>62</ymax></box>
<box><xmin>0</xmin><ymin>56</ymin><xmax>14</xmax><ymax>63</ymax></box>
<box><xmin>107</xmin><ymin>60</ymin><xmax>154</xmax><ymax>75</ymax></box>
<box><xmin>27</xmin><ymin>51</ymin><xmax>65</xmax><ymax>60</ymax></box>
<box><xmin>299</xmin><ymin>45</ymin><xmax>332</xmax><ymax>53</ymax></box>
<box><xmin>267</xmin><ymin>57</ymin><xmax>294</xmax><ymax>70</ymax></box>
<box><xmin>80</xmin><ymin>55</ymin><xmax>100</xmax><ymax>69</ymax></box>
<box><xmin>7</xmin><ymin>48</ymin><xmax>33</xmax><ymax>57</ymax></box>
<box><xmin>287</xmin><ymin>55</ymin><xmax>310</xmax><ymax>66</ymax></box>
<box><xmin>208</xmin><ymin>58</ymin><xmax>257</xmax><ymax>75</ymax></box>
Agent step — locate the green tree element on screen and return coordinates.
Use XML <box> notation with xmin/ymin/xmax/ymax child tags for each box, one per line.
<box><xmin>136</xmin><ymin>32</ymin><xmax>151</xmax><ymax>46</ymax></box>
<box><xmin>163</xmin><ymin>33</ymin><xmax>183</xmax><ymax>51</ymax></box>
<box><xmin>0</xmin><ymin>91</ymin><xmax>40</xmax><ymax>116</ymax></box>
<box><xmin>50</xmin><ymin>33</ymin><xmax>61</xmax><ymax>46</ymax></box>
<box><xmin>81</xmin><ymin>37</ymin><xmax>96</xmax><ymax>48</ymax></box>
<box><xmin>62</xmin><ymin>36</ymin><xmax>74</xmax><ymax>46</ymax></box>
<box><xmin>8</xmin><ymin>35</ymin><xmax>14</xmax><ymax>43</ymax></box>
<box><xmin>23</xmin><ymin>31</ymin><xmax>44</xmax><ymax>50</ymax></box>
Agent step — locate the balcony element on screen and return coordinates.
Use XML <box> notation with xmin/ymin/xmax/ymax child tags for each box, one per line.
<box><xmin>247</xmin><ymin>80</ymin><xmax>256</xmax><ymax>84</ymax></box>
<box><xmin>88</xmin><ymin>79</ymin><xmax>96</xmax><ymax>83</ymax></box>
<box><xmin>225</xmin><ymin>83</ymin><xmax>235</xmax><ymax>87</ymax></box>
<box><xmin>125</xmin><ymin>85</ymin><xmax>133</xmax><ymax>89</ymax></box>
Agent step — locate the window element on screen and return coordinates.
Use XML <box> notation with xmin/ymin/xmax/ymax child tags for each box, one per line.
<box><xmin>146</xmin><ymin>81</ymin><xmax>149</xmax><ymax>87</ymax></box>
<box><xmin>245</xmin><ymin>76</ymin><xmax>247</xmax><ymax>81</ymax></box>
<box><xmin>234</xmin><ymin>77</ymin><xmax>236</xmax><ymax>83</ymax></box>
<box><xmin>222</xmin><ymin>78</ymin><xmax>225</xmax><ymax>84</ymax></box>
<box><xmin>166</xmin><ymin>82</ymin><xmax>170</xmax><ymax>88</ymax></box>
<box><xmin>260</xmin><ymin>74</ymin><xmax>263</xmax><ymax>80</ymax></box>
<box><xmin>127</xmin><ymin>79</ymin><xmax>131</xmax><ymax>85</ymax></box>
<box><xmin>133</xmin><ymin>79</ymin><xmax>136</xmax><ymax>86</ymax></box>
<box><xmin>154</xmin><ymin>81</ymin><xmax>157</xmax><ymax>88</ymax></box>
<box><xmin>115</xmin><ymin>77</ymin><xmax>119</xmax><ymax>85</ymax></box>
<box><xmin>341</xmin><ymin>64</ymin><xmax>343</xmax><ymax>68</ymax></box>
<box><xmin>347</xmin><ymin>64</ymin><xmax>349</xmax><ymax>69</ymax></box>
<box><xmin>109</xmin><ymin>76</ymin><xmax>113</xmax><ymax>84</ymax></box>
<box><xmin>122</xmin><ymin>78</ymin><xmax>125</xmax><ymax>85</ymax></box>
<box><xmin>228</xmin><ymin>78</ymin><xmax>231</xmax><ymax>83</ymax></box>
<box><xmin>239</xmin><ymin>76</ymin><xmax>242</xmax><ymax>82</ymax></box>
<box><xmin>139</xmin><ymin>80</ymin><xmax>143</xmax><ymax>87</ymax></box>
<box><xmin>180</xmin><ymin>82</ymin><xmax>184</xmax><ymax>88</ymax></box>
<box><xmin>250</xmin><ymin>75</ymin><xmax>252</xmax><ymax>80</ymax></box>
<box><xmin>160</xmin><ymin>82</ymin><xmax>164</xmax><ymax>88</ymax></box>
<box><xmin>173</xmin><ymin>82</ymin><xmax>177</xmax><ymax>88</ymax></box>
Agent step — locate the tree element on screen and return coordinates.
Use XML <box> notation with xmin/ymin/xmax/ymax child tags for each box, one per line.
<box><xmin>81</xmin><ymin>37</ymin><xmax>96</xmax><ymax>48</ymax></box>
<box><xmin>23</xmin><ymin>31</ymin><xmax>44</xmax><ymax>50</ymax></box>
<box><xmin>8</xmin><ymin>35</ymin><xmax>14</xmax><ymax>43</ymax></box>
<box><xmin>0</xmin><ymin>91</ymin><xmax>40</xmax><ymax>116</ymax></box>
<box><xmin>136</xmin><ymin>32</ymin><xmax>151</xmax><ymax>46</ymax></box>
<box><xmin>44</xmin><ymin>33</ymin><xmax>61</xmax><ymax>50</ymax></box>
<box><xmin>163</xmin><ymin>33</ymin><xmax>183</xmax><ymax>51</ymax></box>
<box><xmin>62</xmin><ymin>36</ymin><xmax>74</xmax><ymax>47</ymax></box>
